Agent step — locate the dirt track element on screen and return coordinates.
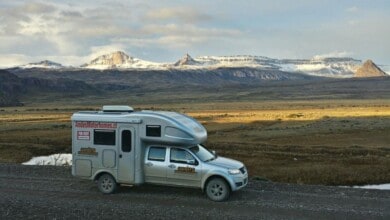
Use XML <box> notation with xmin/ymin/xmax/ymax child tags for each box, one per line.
<box><xmin>0</xmin><ymin>164</ymin><xmax>389</xmax><ymax>220</ymax></box>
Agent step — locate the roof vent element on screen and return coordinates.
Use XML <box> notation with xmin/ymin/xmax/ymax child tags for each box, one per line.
<box><xmin>102</xmin><ymin>105</ymin><xmax>134</xmax><ymax>113</ymax></box>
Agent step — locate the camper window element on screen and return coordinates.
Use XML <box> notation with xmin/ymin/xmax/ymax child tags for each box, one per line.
<box><xmin>148</xmin><ymin>147</ymin><xmax>166</xmax><ymax>161</ymax></box>
<box><xmin>94</xmin><ymin>130</ymin><xmax>116</xmax><ymax>146</ymax></box>
<box><xmin>121</xmin><ymin>130</ymin><xmax>132</xmax><ymax>152</ymax></box>
<box><xmin>146</xmin><ymin>125</ymin><xmax>161</xmax><ymax>137</ymax></box>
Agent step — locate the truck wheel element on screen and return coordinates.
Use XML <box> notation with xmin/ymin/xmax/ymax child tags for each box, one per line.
<box><xmin>98</xmin><ymin>174</ymin><xmax>117</xmax><ymax>194</ymax></box>
<box><xmin>206</xmin><ymin>177</ymin><xmax>230</xmax><ymax>202</ymax></box>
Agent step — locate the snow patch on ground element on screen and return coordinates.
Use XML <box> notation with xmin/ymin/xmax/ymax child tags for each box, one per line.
<box><xmin>352</xmin><ymin>184</ymin><xmax>390</xmax><ymax>190</ymax></box>
<box><xmin>22</xmin><ymin>154</ymin><xmax>72</xmax><ymax>166</ymax></box>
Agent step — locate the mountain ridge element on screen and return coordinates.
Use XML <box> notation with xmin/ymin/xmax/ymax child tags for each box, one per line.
<box><xmin>8</xmin><ymin>51</ymin><xmax>390</xmax><ymax>78</ymax></box>
<box><xmin>20</xmin><ymin>60</ymin><xmax>63</xmax><ymax>69</ymax></box>
<box><xmin>81</xmin><ymin>51</ymin><xmax>167</xmax><ymax>70</ymax></box>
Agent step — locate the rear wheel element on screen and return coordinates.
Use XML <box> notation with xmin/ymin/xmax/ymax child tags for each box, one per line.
<box><xmin>206</xmin><ymin>177</ymin><xmax>230</xmax><ymax>202</ymax></box>
<box><xmin>98</xmin><ymin>174</ymin><xmax>117</xmax><ymax>194</ymax></box>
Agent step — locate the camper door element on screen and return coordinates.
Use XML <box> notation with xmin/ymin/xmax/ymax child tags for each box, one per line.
<box><xmin>117</xmin><ymin>126</ymin><xmax>135</xmax><ymax>183</ymax></box>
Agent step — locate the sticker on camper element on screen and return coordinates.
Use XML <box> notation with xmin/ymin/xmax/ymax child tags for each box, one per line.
<box><xmin>175</xmin><ymin>167</ymin><xmax>196</xmax><ymax>174</ymax></box>
<box><xmin>77</xmin><ymin>131</ymin><xmax>90</xmax><ymax>140</ymax></box>
<box><xmin>78</xmin><ymin>147</ymin><xmax>98</xmax><ymax>156</ymax></box>
<box><xmin>75</xmin><ymin>121</ymin><xmax>117</xmax><ymax>129</ymax></box>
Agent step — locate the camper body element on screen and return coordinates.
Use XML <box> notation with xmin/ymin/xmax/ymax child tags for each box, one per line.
<box><xmin>71</xmin><ymin>106</ymin><xmax>248</xmax><ymax>201</ymax></box>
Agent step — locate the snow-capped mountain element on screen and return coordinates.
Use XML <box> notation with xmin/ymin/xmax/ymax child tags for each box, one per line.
<box><xmin>20</xmin><ymin>60</ymin><xmax>63</xmax><ymax>69</ymax></box>
<box><xmin>195</xmin><ymin>55</ymin><xmax>278</xmax><ymax>69</ymax></box>
<box><xmin>277</xmin><ymin>57</ymin><xmax>362</xmax><ymax>78</ymax></box>
<box><xmin>171</xmin><ymin>54</ymin><xmax>362</xmax><ymax>77</ymax></box>
<box><xmin>79</xmin><ymin>51</ymin><xmax>364</xmax><ymax>77</ymax></box>
<box><xmin>81</xmin><ymin>51</ymin><xmax>167</xmax><ymax>70</ymax></box>
<box><xmin>174</xmin><ymin>53</ymin><xmax>201</xmax><ymax>66</ymax></box>
<box><xmin>13</xmin><ymin>51</ymin><xmax>388</xmax><ymax>78</ymax></box>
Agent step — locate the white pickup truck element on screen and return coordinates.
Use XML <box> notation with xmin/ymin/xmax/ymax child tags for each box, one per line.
<box><xmin>71</xmin><ymin>106</ymin><xmax>248</xmax><ymax>201</ymax></box>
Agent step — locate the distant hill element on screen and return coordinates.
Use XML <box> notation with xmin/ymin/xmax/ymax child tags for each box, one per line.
<box><xmin>0</xmin><ymin>70</ymin><xmax>97</xmax><ymax>107</ymax></box>
<box><xmin>0</xmin><ymin>70</ymin><xmax>25</xmax><ymax>106</ymax></box>
<box><xmin>9</xmin><ymin>67</ymin><xmax>317</xmax><ymax>91</ymax></box>
<box><xmin>2</xmin><ymin>68</ymin><xmax>390</xmax><ymax>106</ymax></box>
<box><xmin>354</xmin><ymin>60</ymin><xmax>388</xmax><ymax>78</ymax></box>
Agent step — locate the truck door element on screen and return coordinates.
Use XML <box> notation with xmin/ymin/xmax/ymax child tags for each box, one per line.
<box><xmin>144</xmin><ymin>146</ymin><xmax>168</xmax><ymax>184</ymax></box>
<box><xmin>117</xmin><ymin>126</ymin><xmax>135</xmax><ymax>183</ymax></box>
<box><xmin>166</xmin><ymin>147</ymin><xmax>202</xmax><ymax>187</ymax></box>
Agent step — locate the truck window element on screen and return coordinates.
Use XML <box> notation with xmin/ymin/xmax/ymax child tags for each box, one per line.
<box><xmin>170</xmin><ymin>148</ymin><xmax>196</xmax><ymax>164</ymax></box>
<box><xmin>94</xmin><ymin>130</ymin><xmax>115</xmax><ymax>145</ymax></box>
<box><xmin>146</xmin><ymin>125</ymin><xmax>161</xmax><ymax>137</ymax></box>
<box><xmin>148</xmin><ymin>147</ymin><xmax>166</xmax><ymax>161</ymax></box>
<box><xmin>121</xmin><ymin>130</ymin><xmax>132</xmax><ymax>152</ymax></box>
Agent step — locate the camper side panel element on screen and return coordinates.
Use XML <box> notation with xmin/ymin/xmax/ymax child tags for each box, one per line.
<box><xmin>72</xmin><ymin>121</ymin><xmax>118</xmax><ymax>180</ymax></box>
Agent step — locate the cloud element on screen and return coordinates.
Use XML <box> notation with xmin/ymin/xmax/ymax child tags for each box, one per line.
<box><xmin>0</xmin><ymin>53</ymin><xmax>31</xmax><ymax>68</ymax></box>
<box><xmin>313</xmin><ymin>51</ymin><xmax>353</xmax><ymax>60</ymax></box>
<box><xmin>21</xmin><ymin>2</ymin><xmax>56</xmax><ymax>14</ymax></box>
<box><xmin>60</xmin><ymin>10</ymin><xmax>83</xmax><ymax>18</ymax></box>
<box><xmin>112</xmin><ymin>23</ymin><xmax>243</xmax><ymax>52</ymax></box>
<box><xmin>0</xmin><ymin>53</ymin><xmax>89</xmax><ymax>67</ymax></box>
<box><xmin>0</xmin><ymin>17</ymin><xmax>5</xmax><ymax>34</ymax></box>
<box><xmin>0</xmin><ymin>0</ymin><xmax>389</xmax><ymax>66</ymax></box>
<box><xmin>18</xmin><ymin>14</ymin><xmax>57</xmax><ymax>35</ymax></box>
<box><xmin>346</xmin><ymin>6</ymin><xmax>359</xmax><ymax>13</ymax></box>
<box><xmin>145</xmin><ymin>7</ymin><xmax>212</xmax><ymax>23</ymax></box>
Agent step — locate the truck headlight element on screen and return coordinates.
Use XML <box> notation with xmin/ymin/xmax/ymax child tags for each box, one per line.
<box><xmin>228</xmin><ymin>169</ymin><xmax>240</xmax><ymax>175</ymax></box>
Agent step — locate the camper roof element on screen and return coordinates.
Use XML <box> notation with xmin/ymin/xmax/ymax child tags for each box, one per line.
<box><xmin>103</xmin><ymin>105</ymin><xmax>134</xmax><ymax>113</ymax></box>
<box><xmin>71</xmin><ymin>107</ymin><xmax>207</xmax><ymax>145</ymax></box>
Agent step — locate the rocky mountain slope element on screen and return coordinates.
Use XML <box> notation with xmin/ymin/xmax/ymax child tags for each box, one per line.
<box><xmin>354</xmin><ymin>60</ymin><xmax>387</xmax><ymax>77</ymax></box>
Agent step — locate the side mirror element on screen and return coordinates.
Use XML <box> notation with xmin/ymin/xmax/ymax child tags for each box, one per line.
<box><xmin>212</xmin><ymin>150</ymin><xmax>216</xmax><ymax>156</ymax></box>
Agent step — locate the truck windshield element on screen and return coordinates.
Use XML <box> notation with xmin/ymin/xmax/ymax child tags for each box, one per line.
<box><xmin>189</xmin><ymin>145</ymin><xmax>215</xmax><ymax>162</ymax></box>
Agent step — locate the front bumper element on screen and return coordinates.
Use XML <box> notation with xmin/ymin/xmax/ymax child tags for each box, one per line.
<box><xmin>231</xmin><ymin>167</ymin><xmax>248</xmax><ymax>191</ymax></box>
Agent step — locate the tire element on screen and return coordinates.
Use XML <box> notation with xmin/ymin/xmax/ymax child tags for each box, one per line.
<box><xmin>97</xmin><ymin>174</ymin><xmax>117</xmax><ymax>194</ymax></box>
<box><xmin>205</xmin><ymin>177</ymin><xmax>230</xmax><ymax>202</ymax></box>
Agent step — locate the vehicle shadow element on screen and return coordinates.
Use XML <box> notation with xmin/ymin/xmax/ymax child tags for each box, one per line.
<box><xmin>116</xmin><ymin>183</ymin><xmax>247</xmax><ymax>202</ymax></box>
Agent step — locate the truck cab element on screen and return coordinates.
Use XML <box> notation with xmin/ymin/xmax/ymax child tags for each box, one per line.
<box><xmin>71</xmin><ymin>106</ymin><xmax>248</xmax><ymax>201</ymax></box>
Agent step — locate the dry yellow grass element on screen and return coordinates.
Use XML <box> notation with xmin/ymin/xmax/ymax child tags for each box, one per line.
<box><xmin>0</xmin><ymin>113</ymin><xmax>70</xmax><ymax>123</ymax></box>
<box><xmin>188</xmin><ymin>106</ymin><xmax>390</xmax><ymax>123</ymax></box>
<box><xmin>182</xmin><ymin>100</ymin><xmax>390</xmax><ymax>185</ymax></box>
<box><xmin>1</xmin><ymin>99</ymin><xmax>389</xmax><ymax>185</ymax></box>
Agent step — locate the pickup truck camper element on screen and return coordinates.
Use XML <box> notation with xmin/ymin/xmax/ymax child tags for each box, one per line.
<box><xmin>71</xmin><ymin>105</ymin><xmax>248</xmax><ymax>201</ymax></box>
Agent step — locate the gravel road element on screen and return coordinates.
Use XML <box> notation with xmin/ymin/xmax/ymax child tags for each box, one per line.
<box><xmin>0</xmin><ymin>164</ymin><xmax>389</xmax><ymax>220</ymax></box>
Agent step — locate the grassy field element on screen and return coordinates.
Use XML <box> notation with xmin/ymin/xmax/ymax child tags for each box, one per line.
<box><xmin>1</xmin><ymin>99</ymin><xmax>389</xmax><ymax>185</ymax></box>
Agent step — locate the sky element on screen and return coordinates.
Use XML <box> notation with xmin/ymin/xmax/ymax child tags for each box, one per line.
<box><xmin>0</xmin><ymin>0</ymin><xmax>389</xmax><ymax>67</ymax></box>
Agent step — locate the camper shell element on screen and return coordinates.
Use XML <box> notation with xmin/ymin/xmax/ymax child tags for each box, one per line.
<box><xmin>71</xmin><ymin>106</ymin><xmax>247</xmax><ymax>201</ymax></box>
